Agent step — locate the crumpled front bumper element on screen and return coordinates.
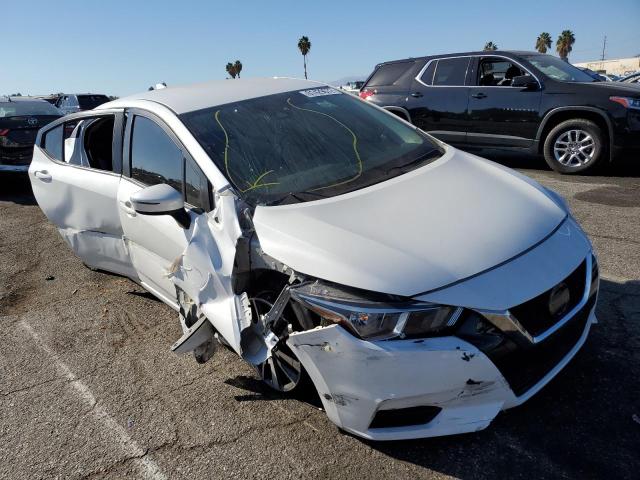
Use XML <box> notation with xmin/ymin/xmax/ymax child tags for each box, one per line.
<box><xmin>287</xmin><ymin>305</ymin><xmax>596</xmax><ymax>441</ymax></box>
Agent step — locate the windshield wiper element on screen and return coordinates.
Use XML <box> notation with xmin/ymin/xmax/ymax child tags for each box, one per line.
<box><xmin>268</xmin><ymin>189</ymin><xmax>329</xmax><ymax>206</ymax></box>
<box><xmin>385</xmin><ymin>150</ymin><xmax>440</xmax><ymax>176</ymax></box>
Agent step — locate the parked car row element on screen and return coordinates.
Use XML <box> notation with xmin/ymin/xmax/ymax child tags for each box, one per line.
<box><xmin>359</xmin><ymin>50</ymin><xmax>640</xmax><ymax>173</ymax></box>
<box><xmin>0</xmin><ymin>93</ymin><xmax>110</xmax><ymax>172</ymax></box>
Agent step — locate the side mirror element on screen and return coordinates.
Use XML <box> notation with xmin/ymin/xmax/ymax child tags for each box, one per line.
<box><xmin>511</xmin><ymin>75</ymin><xmax>538</xmax><ymax>90</ymax></box>
<box><xmin>130</xmin><ymin>183</ymin><xmax>191</xmax><ymax>229</ymax></box>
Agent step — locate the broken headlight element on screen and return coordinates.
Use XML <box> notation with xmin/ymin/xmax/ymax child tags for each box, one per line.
<box><xmin>291</xmin><ymin>283</ymin><xmax>462</xmax><ymax>341</ymax></box>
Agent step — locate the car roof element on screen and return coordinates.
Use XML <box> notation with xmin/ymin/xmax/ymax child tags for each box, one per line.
<box><xmin>376</xmin><ymin>50</ymin><xmax>541</xmax><ymax>66</ymax></box>
<box><xmin>100</xmin><ymin>77</ymin><xmax>325</xmax><ymax>114</ymax></box>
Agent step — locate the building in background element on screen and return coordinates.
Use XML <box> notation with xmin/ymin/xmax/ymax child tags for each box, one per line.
<box><xmin>574</xmin><ymin>57</ymin><xmax>640</xmax><ymax>76</ymax></box>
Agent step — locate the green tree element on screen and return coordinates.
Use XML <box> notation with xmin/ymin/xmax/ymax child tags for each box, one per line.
<box><xmin>298</xmin><ymin>36</ymin><xmax>312</xmax><ymax>79</ymax></box>
<box><xmin>484</xmin><ymin>41</ymin><xmax>498</xmax><ymax>51</ymax></box>
<box><xmin>234</xmin><ymin>60</ymin><xmax>243</xmax><ymax>79</ymax></box>
<box><xmin>226</xmin><ymin>62</ymin><xmax>237</xmax><ymax>79</ymax></box>
<box><xmin>535</xmin><ymin>32</ymin><xmax>552</xmax><ymax>53</ymax></box>
<box><xmin>556</xmin><ymin>30</ymin><xmax>576</xmax><ymax>61</ymax></box>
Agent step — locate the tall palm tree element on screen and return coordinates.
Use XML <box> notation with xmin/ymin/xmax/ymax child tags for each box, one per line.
<box><xmin>298</xmin><ymin>36</ymin><xmax>311</xmax><ymax>79</ymax></box>
<box><xmin>535</xmin><ymin>32</ymin><xmax>552</xmax><ymax>53</ymax></box>
<box><xmin>226</xmin><ymin>62</ymin><xmax>237</xmax><ymax>79</ymax></box>
<box><xmin>234</xmin><ymin>60</ymin><xmax>243</xmax><ymax>79</ymax></box>
<box><xmin>484</xmin><ymin>41</ymin><xmax>498</xmax><ymax>51</ymax></box>
<box><xmin>556</xmin><ymin>30</ymin><xmax>576</xmax><ymax>61</ymax></box>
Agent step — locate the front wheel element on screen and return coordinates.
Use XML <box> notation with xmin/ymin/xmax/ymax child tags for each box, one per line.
<box><xmin>543</xmin><ymin>119</ymin><xmax>606</xmax><ymax>174</ymax></box>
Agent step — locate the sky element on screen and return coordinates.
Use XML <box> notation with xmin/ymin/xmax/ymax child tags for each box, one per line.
<box><xmin>2</xmin><ymin>0</ymin><xmax>639</xmax><ymax>97</ymax></box>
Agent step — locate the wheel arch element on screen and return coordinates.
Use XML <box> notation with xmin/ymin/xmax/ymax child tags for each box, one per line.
<box><xmin>536</xmin><ymin>107</ymin><xmax>614</xmax><ymax>162</ymax></box>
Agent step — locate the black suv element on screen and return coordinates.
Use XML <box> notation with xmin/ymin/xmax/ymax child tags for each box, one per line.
<box><xmin>360</xmin><ymin>51</ymin><xmax>640</xmax><ymax>173</ymax></box>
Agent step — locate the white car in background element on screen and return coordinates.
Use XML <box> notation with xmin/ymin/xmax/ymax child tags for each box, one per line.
<box><xmin>29</xmin><ymin>78</ymin><xmax>599</xmax><ymax>441</ymax></box>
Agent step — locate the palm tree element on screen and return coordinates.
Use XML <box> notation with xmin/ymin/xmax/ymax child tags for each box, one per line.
<box><xmin>225</xmin><ymin>62</ymin><xmax>237</xmax><ymax>79</ymax></box>
<box><xmin>535</xmin><ymin>32</ymin><xmax>552</xmax><ymax>53</ymax></box>
<box><xmin>484</xmin><ymin>41</ymin><xmax>498</xmax><ymax>51</ymax></box>
<box><xmin>298</xmin><ymin>36</ymin><xmax>311</xmax><ymax>79</ymax></box>
<box><xmin>234</xmin><ymin>60</ymin><xmax>243</xmax><ymax>79</ymax></box>
<box><xmin>556</xmin><ymin>30</ymin><xmax>576</xmax><ymax>61</ymax></box>
<box><xmin>233</xmin><ymin>60</ymin><xmax>242</xmax><ymax>78</ymax></box>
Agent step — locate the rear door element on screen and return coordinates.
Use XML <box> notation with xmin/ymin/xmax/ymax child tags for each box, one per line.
<box><xmin>29</xmin><ymin>110</ymin><xmax>136</xmax><ymax>277</ymax></box>
<box><xmin>467</xmin><ymin>56</ymin><xmax>542</xmax><ymax>147</ymax></box>
<box><xmin>406</xmin><ymin>56</ymin><xmax>472</xmax><ymax>145</ymax></box>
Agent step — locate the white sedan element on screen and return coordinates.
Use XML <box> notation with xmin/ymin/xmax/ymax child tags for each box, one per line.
<box><xmin>29</xmin><ymin>78</ymin><xmax>599</xmax><ymax>441</ymax></box>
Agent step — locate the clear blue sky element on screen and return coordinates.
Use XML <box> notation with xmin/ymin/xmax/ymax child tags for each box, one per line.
<box><xmin>2</xmin><ymin>0</ymin><xmax>639</xmax><ymax>96</ymax></box>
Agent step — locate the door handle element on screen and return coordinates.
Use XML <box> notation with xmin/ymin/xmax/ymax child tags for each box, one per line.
<box><xmin>471</xmin><ymin>93</ymin><xmax>487</xmax><ymax>99</ymax></box>
<box><xmin>410</xmin><ymin>92</ymin><xmax>423</xmax><ymax>98</ymax></box>
<box><xmin>34</xmin><ymin>170</ymin><xmax>52</xmax><ymax>182</ymax></box>
<box><xmin>120</xmin><ymin>200</ymin><xmax>137</xmax><ymax>217</ymax></box>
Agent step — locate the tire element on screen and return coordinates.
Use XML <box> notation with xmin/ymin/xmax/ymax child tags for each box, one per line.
<box><xmin>543</xmin><ymin>119</ymin><xmax>606</xmax><ymax>174</ymax></box>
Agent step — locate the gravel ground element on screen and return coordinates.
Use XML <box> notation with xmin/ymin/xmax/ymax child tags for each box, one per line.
<box><xmin>1</xmin><ymin>153</ymin><xmax>639</xmax><ymax>479</ymax></box>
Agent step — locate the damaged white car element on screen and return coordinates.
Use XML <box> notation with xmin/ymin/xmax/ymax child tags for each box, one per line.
<box><xmin>29</xmin><ymin>78</ymin><xmax>599</xmax><ymax>440</ymax></box>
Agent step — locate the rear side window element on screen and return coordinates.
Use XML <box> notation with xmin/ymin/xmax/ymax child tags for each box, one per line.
<box><xmin>433</xmin><ymin>57</ymin><xmax>470</xmax><ymax>86</ymax></box>
<box><xmin>43</xmin><ymin>125</ymin><xmax>63</xmax><ymax>160</ymax></box>
<box><xmin>366</xmin><ymin>62</ymin><xmax>413</xmax><ymax>87</ymax></box>
<box><xmin>419</xmin><ymin>61</ymin><xmax>437</xmax><ymax>85</ymax></box>
<box><xmin>130</xmin><ymin>116</ymin><xmax>183</xmax><ymax>192</ymax></box>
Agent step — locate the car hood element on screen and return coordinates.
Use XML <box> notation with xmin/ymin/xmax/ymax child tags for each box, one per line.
<box><xmin>574</xmin><ymin>81</ymin><xmax>640</xmax><ymax>95</ymax></box>
<box><xmin>252</xmin><ymin>148</ymin><xmax>566</xmax><ymax>297</ymax></box>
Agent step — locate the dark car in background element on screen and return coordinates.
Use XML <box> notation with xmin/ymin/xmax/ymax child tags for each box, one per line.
<box><xmin>0</xmin><ymin>97</ymin><xmax>62</xmax><ymax>172</ymax></box>
<box><xmin>55</xmin><ymin>93</ymin><xmax>110</xmax><ymax>115</ymax></box>
<box><xmin>360</xmin><ymin>51</ymin><xmax>640</xmax><ymax>173</ymax></box>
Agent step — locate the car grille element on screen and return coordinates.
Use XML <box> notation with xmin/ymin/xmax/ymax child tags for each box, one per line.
<box><xmin>509</xmin><ymin>260</ymin><xmax>587</xmax><ymax>338</ymax></box>
<box><xmin>456</xmin><ymin>255</ymin><xmax>598</xmax><ymax>397</ymax></box>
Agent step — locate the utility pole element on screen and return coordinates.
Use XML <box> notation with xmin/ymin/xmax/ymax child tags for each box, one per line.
<box><xmin>601</xmin><ymin>35</ymin><xmax>607</xmax><ymax>61</ymax></box>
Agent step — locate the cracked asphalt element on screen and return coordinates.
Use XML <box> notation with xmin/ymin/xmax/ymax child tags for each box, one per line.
<box><xmin>1</xmin><ymin>153</ymin><xmax>639</xmax><ymax>479</ymax></box>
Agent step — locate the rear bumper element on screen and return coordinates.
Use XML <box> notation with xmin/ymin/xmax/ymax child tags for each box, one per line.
<box><xmin>288</xmin><ymin>304</ymin><xmax>595</xmax><ymax>441</ymax></box>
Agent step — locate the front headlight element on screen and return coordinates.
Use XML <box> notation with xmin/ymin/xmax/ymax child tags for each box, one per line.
<box><xmin>290</xmin><ymin>283</ymin><xmax>463</xmax><ymax>341</ymax></box>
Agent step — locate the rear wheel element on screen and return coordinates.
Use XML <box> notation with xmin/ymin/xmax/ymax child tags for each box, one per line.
<box><xmin>543</xmin><ymin>119</ymin><xmax>606</xmax><ymax>174</ymax></box>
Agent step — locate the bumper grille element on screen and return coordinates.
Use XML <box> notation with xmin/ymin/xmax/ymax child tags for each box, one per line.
<box><xmin>491</xmin><ymin>294</ymin><xmax>595</xmax><ymax>396</ymax></box>
<box><xmin>510</xmin><ymin>260</ymin><xmax>587</xmax><ymax>337</ymax></box>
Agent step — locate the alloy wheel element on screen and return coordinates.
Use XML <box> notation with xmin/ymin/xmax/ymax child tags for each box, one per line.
<box><xmin>250</xmin><ymin>297</ymin><xmax>304</xmax><ymax>392</ymax></box>
<box><xmin>553</xmin><ymin>129</ymin><xmax>595</xmax><ymax>167</ymax></box>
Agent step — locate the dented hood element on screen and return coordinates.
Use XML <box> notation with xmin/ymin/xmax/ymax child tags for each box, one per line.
<box><xmin>252</xmin><ymin>148</ymin><xmax>566</xmax><ymax>297</ymax></box>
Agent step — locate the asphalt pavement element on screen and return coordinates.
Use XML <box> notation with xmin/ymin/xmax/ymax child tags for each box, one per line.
<box><xmin>1</xmin><ymin>152</ymin><xmax>639</xmax><ymax>479</ymax></box>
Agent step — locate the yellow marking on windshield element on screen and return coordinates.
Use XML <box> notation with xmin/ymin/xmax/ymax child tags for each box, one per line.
<box><xmin>286</xmin><ymin>98</ymin><xmax>363</xmax><ymax>191</ymax></box>
<box><xmin>214</xmin><ymin>110</ymin><xmax>280</xmax><ymax>192</ymax></box>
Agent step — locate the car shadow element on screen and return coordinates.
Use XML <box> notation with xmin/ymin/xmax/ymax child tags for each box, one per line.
<box><xmin>477</xmin><ymin>148</ymin><xmax>640</xmax><ymax>178</ymax></box>
<box><xmin>365</xmin><ymin>278</ymin><xmax>640</xmax><ymax>479</ymax></box>
<box><xmin>0</xmin><ymin>173</ymin><xmax>37</xmax><ymax>205</ymax></box>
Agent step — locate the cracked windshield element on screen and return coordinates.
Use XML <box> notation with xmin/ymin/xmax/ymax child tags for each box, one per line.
<box><xmin>181</xmin><ymin>87</ymin><xmax>443</xmax><ymax>205</ymax></box>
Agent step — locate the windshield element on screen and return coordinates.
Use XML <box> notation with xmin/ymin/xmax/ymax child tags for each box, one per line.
<box><xmin>78</xmin><ymin>95</ymin><xmax>109</xmax><ymax>109</ymax></box>
<box><xmin>523</xmin><ymin>54</ymin><xmax>596</xmax><ymax>83</ymax></box>
<box><xmin>0</xmin><ymin>101</ymin><xmax>61</xmax><ymax>118</ymax></box>
<box><xmin>180</xmin><ymin>88</ymin><xmax>443</xmax><ymax>205</ymax></box>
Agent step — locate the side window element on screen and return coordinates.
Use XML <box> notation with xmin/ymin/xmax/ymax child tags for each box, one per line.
<box><xmin>130</xmin><ymin>116</ymin><xmax>183</xmax><ymax>193</ymax></box>
<box><xmin>478</xmin><ymin>58</ymin><xmax>525</xmax><ymax>86</ymax></box>
<box><xmin>185</xmin><ymin>157</ymin><xmax>210</xmax><ymax>211</ymax></box>
<box><xmin>419</xmin><ymin>61</ymin><xmax>437</xmax><ymax>85</ymax></box>
<box><xmin>367</xmin><ymin>62</ymin><xmax>413</xmax><ymax>87</ymax></box>
<box><xmin>432</xmin><ymin>57</ymin><xmax>470</xmax><ymax>86</ymax></box>
<box><xmin>43</xmin><ymin>125</ymin><xmax>63</xmax><ymax>160</ymax></box>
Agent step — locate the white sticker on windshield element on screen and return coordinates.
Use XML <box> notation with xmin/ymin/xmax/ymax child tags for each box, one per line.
<box><xmin>299</xmin><ymin>87</ymin><xmax>341</xmax><ymax>97</ymax></box>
